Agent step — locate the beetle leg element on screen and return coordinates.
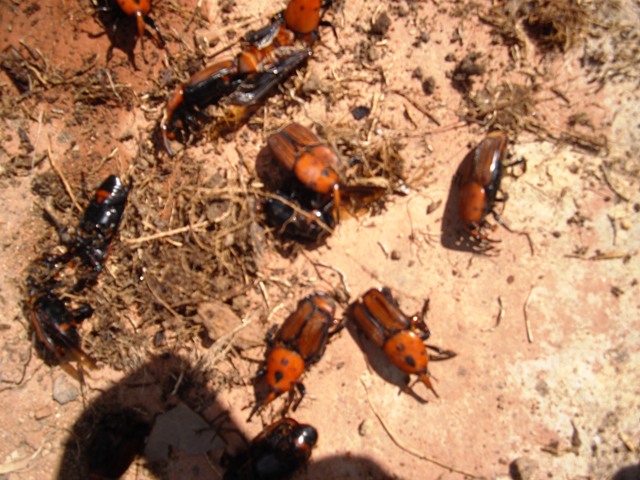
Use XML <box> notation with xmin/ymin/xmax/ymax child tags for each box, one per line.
<box><xmin>143</xmin><ymin>15</ymin><xmax>165</xmax><ymax>48</ymax></box>
<box><xmin>246</xmin><ymin>402</ymin><xmax>262</xmax><ymax>422</ymax></box>
<box><xmin>404</xmin><ymin>375</ymin><xmax>436</xmax><ymax>400</ymax></box>
<box><xmin>490</xmin><ymin>210</ymin><xmax>513</xmax><ymax>233</ymax></box>
<box><xmin>333</xmin><ymin>184</ymin><xmax>341</xmax><ymax>223</ymax></box>
<box><xmin>411</xmin><ymin>298</ymin><xmax>431</xmax><ymax>339</ymax></box>
<box><xmin>291</xmin><ymin>382</ymin><xmax>306</xmax><ymax>412</ymax></box>
<box><xmin>42</xmin><ymin>208</ymin><xmax>75</xmax><ymax>247</ymax></box>
<box><xmin>265</xmin><ymin>324</ymin><xmax>278</xmax><ymax>345</ymax></box>
<box><xmin>59</xmin><ymin>361</ymin><xmax>84</xmax><ymax>383</ymax></box>
<box><xmin>504</xmin><ymin>156</ymin><xmax>527</xmax><ymax>176</ymax></box>
<box><xmin>426</xmin><ymin>344</ymin><xmax>457</xmax><ymax>361</ymax></box>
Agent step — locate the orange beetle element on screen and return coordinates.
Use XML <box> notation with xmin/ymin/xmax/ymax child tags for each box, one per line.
<box><xmin>458</xmin><ymin>131</ymin><xmax>513</xmax><ymax>243</ymax></box>
<box><xmin>115</xmin><ymin>0</ymin><xmax>165</xmax><ymax>55</ymax></box>
<box><xmin>268</xmin><ymin>123</ymin><xmax>342</xmax><ymax>216</ymax></box>
<box><xmin>160</xmin><ymin>61</ymin><xmax>246</xmax><ymax>156</ymax></box>
<box><xmin>160</xmin><ymin>0</ymin><xmax>334</xmax><ymax>155</ymax></box>
<box><xmin>26</xmin><ymin>290</ymin><xmax>97</xmax><ymax>381</ymax></box>
<box><xmin>284</xmin><ymin>0</ymin><xmax>329</xmax><ymax>40</ymax></box>
<box><xmin>350</xmin><ymin>288</ymin><xmax>456</xmax><ymax>398</ymax></box>
<box><xmin>237</xmin><ymin>0</ymin><xmax>332</xmax><ymax>72</ymax></box>
<box><xmin>249</xmin><ymin>292</ymin><xmax>340</xmax><ymax>420</ymax></box>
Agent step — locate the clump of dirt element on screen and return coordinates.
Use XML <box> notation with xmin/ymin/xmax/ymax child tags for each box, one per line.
<box><xmin>73</xmin><ymin>68</ymin><xmax>135</xmax><ymax>107</ymax></box>
<box><xmin>83</xmin><ymin>153</ymin><xmax>263</xmax><ymax>374</ymax></box>
<box><xmin>481</xmin><ymin>0</ymin><xmax>593</xmax><ymax>53</ymax></box>
<box><xmin>462</xmin><ymin>81</ymin><xmax>538</xmax><ymax>134</ymax></box>
<box><xmin>450</xmin><ymin>51</ymin><xmax>486</xmax><ymax>94</ymax></box>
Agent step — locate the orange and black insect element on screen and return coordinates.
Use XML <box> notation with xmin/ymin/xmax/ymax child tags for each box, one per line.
<box><xmin>350</xmin><ymin>288</ymin><xmax>456</xmax><ymax>398</ymax></box>
<box><xmin>26</xmin><ymin>290</ymin><xmax>97</xmax><ymax>381</ymax></box>
<box><xmin>67</xmin><ymin>175</ymin><xmax>129</xmax><ymax>291</ymax></box>
<box><xmin>160</xmin><ymin>61</ymin><xmax>246</xmax><ymax>156</ymax></box>
<box><xmin>93</xmin><ymin>0</ymin><xmax>165</xmax><ymax>60</ymax></box>
<box><xmin>160</xmin><ymin>51</ymin><xmax>310</xmax><ymax>156</ymax></box>
<box><xmin>267</xmin><ymin>122</ymin><xmax>342</xmax><ymax>217</ymax></box>
<box><xmin>115</xmin><ymin>0</ymin><xmax>164</xmax><ymax>55</ymax></box>
<box><xmin>76</xmin><ymin>175</ymin><xmax>129</xmax><ymax>270</ymax></box>
<box><xmin>24</xmin><ymin>175</ymin><xmax>128</xmax><ymax>380</ymax></box>
<box><xmin>160</xmin><ymin>0</ymin><xmax>334</xmax><ymax>155</ymax></box>
<box><xmin>264</xmin><ymin>187</ymin><xmax>335</xmax><ymax>243</ymax></box>
<box><xmin>223</xmin><ymin>418</ymin><xmax>318</xmax><ymax>480</ymax></box>
<box><xmin>249</xmin><ymin>292</ymin><xmax>339</xmax><ymax>420</ymax></box>
<box><xmin>458</xmin><ymin>131</ymin><xmax>525</xmax><ymax>243</ymax></box>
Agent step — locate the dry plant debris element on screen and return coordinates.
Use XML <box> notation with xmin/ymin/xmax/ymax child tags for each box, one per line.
<box><xmin>481</xmin><ymin>0</ymin><xmax>593</xmax><ymax>53</ymax></box>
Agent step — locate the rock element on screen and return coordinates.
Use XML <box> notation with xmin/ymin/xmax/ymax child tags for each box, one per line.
<box><xmin>52</xmin><ymin>375</ymin><xmax>79</xmax><ymax>405</ymax></box>
<box><xmin>33</xmin><ymin>405</ymin><xmax>54</xmax><ymax>420</ymax></box>
<box><xmin>509</xmin><ymin>456</ymin><xmax>539</xmax><ymax>480</ymax></box>
<box><xmin>358</xmin><ymin>419</ymin><xmax>374</xmax><ymax>437</ymax></box>
<box><xmin>144</xmin><ymin>403</ymin><xmax>226</xmax><ymax>462</ymax></box>
<box><xmin>371</xmin><ymin>11</ymin><xmax>391</xmax><ymax>36</ymax></box>
<box><xmin>195</xmin><ymin>300</ymin><xmax>262</xmax><ymax>349</ymax></box>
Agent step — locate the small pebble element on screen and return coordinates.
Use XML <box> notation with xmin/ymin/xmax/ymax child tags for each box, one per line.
<box><xmin>371</xmin><ymin>11</ymin><xmax>391</xmax><ymax>36</ymax></box>
<box><xmin>34</xmin><ymin>405</ymin><xmax>54</xmax><ymax>420</ymax></box>
<box><xmin>422</xmin><ymin>76</ymin><xmax>436</xmax><ymax>95</ymax></box>
<box><xmin>509</xmin><ymin>456</ymin><xmax>539</xmax><ymax>480</ymax></box>
<box><xmin>52</xmin><ymin>375</ymin><xmax>79</xmax><ymax>405</ymax></box>
<box><xmin>358</xmin><ymin>419</ymin><xmax>374</xmax><ymax>437</ymax></box>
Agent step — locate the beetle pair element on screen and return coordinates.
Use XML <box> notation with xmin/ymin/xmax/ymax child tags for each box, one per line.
<box><xmin>223</xmin><ymin>417</ymin><xmax>318</xmax><ymax>480</ymax></box>
<box><xmin>161</xmin><ymin>0</ymin><xmax>333</xmax><ymax>155</ymax></box>
<box><xmin>458</xmin><ymin>131</ymin><xmax>526</xmax><ymax>245</ymax></box>
<box><xmin>25</xmin><ymin>175</ymin><xmax>129</xmax><ymax>380</ymax></box>
<box><xmin>249</xmin><ymin>287</ymin><xmax>455</xmax><ymax>419</ymax></box>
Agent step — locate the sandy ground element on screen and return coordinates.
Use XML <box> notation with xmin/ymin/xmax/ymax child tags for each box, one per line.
<box><xmin>0</xmin><ymin>0</ymin><xmax>639</xmax><ymax>479</ymax></box>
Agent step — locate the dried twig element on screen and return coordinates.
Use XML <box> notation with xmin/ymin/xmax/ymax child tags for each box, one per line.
<box><xmin>599</xmin><ymin>164</ymin><xmax>630</xmax><ymax>202</ymax></box>
<box><xmin>304</xmin><ymin>258</ymin><xmax>351</xmax><ymax>301</ymax></box>
<box><xmin>482</xmin><ymin>296</ymin><xmax>504</xmax><ymax>332</ymax></box>
<box><xmin>523</xmin><ymin>286</ymin><xmax>535</xmax><ymax>343</ymax></box>
<box><xmin>47</xmin><ymin>141</ymin><xmax>81</xmax><ymax>212</ymax></box>
<box><xmin>360</xmin><ymin>377</ymin><xmax>477</xmax><ymax>478</ymax></box>
<box><xmin>390</xmin><ymin>89</ymin><xmax>441</xmax><ymax>126</ymax></box>
<box><xmin>0</xmin><ymin>346</ymin><xmax>32</xmax><ymax>392</ymax></box>
<box><xmin>0</xmin><ymin>438</ymin><xmax>46</xmax><ymax>474</ymax></box>
<box><xmin>124</xmin><ymin>221</ymin><xmax>209</xmax><ymax>245</ymax></box>
<box><xmin>565</xmin><ymin>250</ymin><xmax>637</xmax><ymax>261</ymax></box>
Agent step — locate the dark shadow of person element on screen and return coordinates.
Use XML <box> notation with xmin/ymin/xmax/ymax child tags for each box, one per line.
<box><xmin>56</xmin><ymin>352</ymin><xmax>232</xmax><ymax>479</ymax></box>
<box><xmin>302</xmin><ymin>455</ymin><xmax>397</xmax><ymax>480</ymax></box>
<box><xmin>56</xmin><ymin>351</ymin><xmax>392</xmax><ymax>479</ymax></box>
<box><xmin>612</xmin><ymin>463</ymin><xmax>640</xmax><ymax>480</ymax></box>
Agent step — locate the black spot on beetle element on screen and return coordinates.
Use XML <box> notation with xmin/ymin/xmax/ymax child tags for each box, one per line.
<box><xmin>404</xmin><ymin>355</ymin><xmax>416</xmax><ymax>368</ymax></box>
<box><xmin>280</xmin><ymin>357</ymin><xmax>290</xmax><ymax>366</ymax></box>
<box><xmin>275</xmin><ymin>370</ymin><xmax>284</xmax><ymax>382</ymax></box>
